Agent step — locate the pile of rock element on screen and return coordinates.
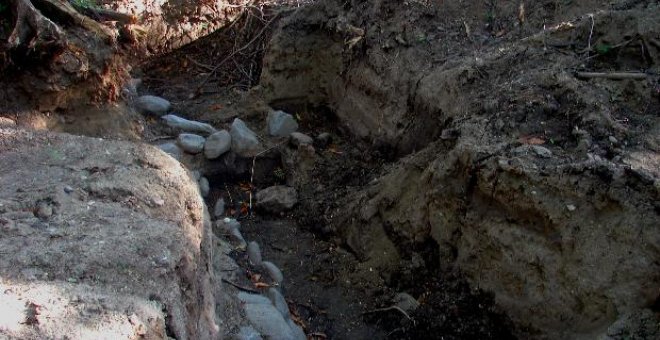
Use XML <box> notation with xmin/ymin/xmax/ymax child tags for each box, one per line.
<box><xmin>213</xmin><ymin>217</ymin><xmax>305</xmax><ymax>340</ymax></box>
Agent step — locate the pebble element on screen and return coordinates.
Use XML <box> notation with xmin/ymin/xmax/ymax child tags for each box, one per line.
<box><xmin>393</xmin><ymin>292</ymin><xmax>420</xmax><ymax>314</ymax></box>
<box><xmin>191</xmin><ymin>170</ymin><xmax>202</xmax><ymax>181</ymax></box>
<box><xmin>158</xmin><ymin>142</ymin><xmax>184</xmax><ymax>161</ymax></box>
<box><xmin>162</xmin><ymin>114</ymin><xmax>217</xmax><ymax>136</ymax></box>
<box><xmin>199</xmin><ymin>177</ymin><xmax>210</xmax><ymax>197</ymax></box>
<box><xmin>230</xmin><ymin>118</ymin><xmax>262</xmax><ymax>157</ymax></box>
<box><xmin>255</xmin><ymin>186</ymin><xmax>298</xmax><ymax>213</ymax></box>
<box><xmin>267</xmin><ymin>288</ymin><xmax>290</xmax><ymax>320</ymax></box>
<box><xmin>267</xmin><ymin>110</ymin><xmax>298</xmax><ymax>137</ymax></box>
<box><xmin>233</xmin><ymin>325</ymin><xmax>263</xmax><ymax>340</ymax></box>
<box><xmin>315</xmin><ymin>133</ymin><xmax>332</xmax><ymax>148</ymax></box>
<box><xmin>177</xmin><ymin>133</ymin><xmax>206</xmax><ymax>154</ymax></box>
<box><xmin>213</xmin><ymin>198</ymin><xmax>225</xmax><ymax>218</ymax></box>
<box><xmin>531</xmin><ymin>145</ymin><xmax>552</xmax><ymax>158</ymax></box>
<box><xmin>609</xmin><ymin>136</ymin><xmax>618</xmax><ymax>144</ymax></box>
<box><xmin>247</xmin><ymin>241</ymin><xmax>263</xmax><ymax>266</ymax></box>
<box><xmin>204</xmin><ymin>130</ymin><xmax>232</xmax><ymax>159</ymax></box>
<box><xmin>229</xmin><ymin>227</ymin><xmax>247</xmax><ymax>250</ymax></box>
<box><xmin>261</xmin><ymin>261</ymin><xmax>284</xmax><ymax>284</ymax></box>
<box><xmin>566</xmin><ymin>204</ymin><xmax>577</xmax><ymax>212</ymax></box>
<box><xmin>0</xmin><ymin>117</ymin><xmax>16</xmax><ymax>127</ymax></box>
<box><xmin>134</xmin><ymin>95</ymin><xmax>171</xmax><ymax>116</ymax></box>
<box><xmin>289</xmin><ymin>132</ymin><xmax>314</xmax><ymax>147</ymax></box>
<box><xmin>215</xmin><ymin>217</ymin><xmax>241</xmax><ymax>233</ymax></box>
<box><xmin>243</xmin><ymin>301</ymin><xmax>295</xmax><ymax>340</ymax></box>
<box><xmin>63</xmin><ymin>185</ymin><xmax>74</xmax><ymax>193</ymax></box>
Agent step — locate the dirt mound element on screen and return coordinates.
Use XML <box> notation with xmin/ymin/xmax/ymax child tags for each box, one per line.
<box><xmin>0</xmin><ymin>128</ymin><xmax>221</xmax><ymax>339</ymax></box>
<box><xmin>259</xmin><ymin>0</ymin><xmax>660</xmax><ymax>338</ymax></box>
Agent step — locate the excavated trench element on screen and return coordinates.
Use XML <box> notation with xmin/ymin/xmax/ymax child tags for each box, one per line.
<box><xmin>133</xmin><ymin>0</ymin><xmax>660</xmax><ymax>338</ymax></box>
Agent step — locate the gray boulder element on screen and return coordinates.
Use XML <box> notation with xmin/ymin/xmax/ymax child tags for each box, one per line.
<box><xmin>287</xmin><ymin>319</ymin><xmax>307</xmax><ymax>340</ymax></box>
<box><xmin>199</xmin><ymin>176</ymin><xmax>210</xmax><ymax>197</ymax></box>
<box><xmin>267</xmin><ymin>110</ymin><xmax>298</xmax><ymax>137</ymax></box>
<box><xmin>267</xmin><ymin>288</ymin><xmax>290</xmax><ymax>320</ymax></box>
<box><xmin>255</xmin><ymin>186</ymin><xmax>298</xmax><ymax>213</ymax></box>
<box><xmin>213</xmin><ymin>198</ymin><xmax>225</xmax><ymax>218</ymax></box>
<box><xmin>204</xmin><ymin>130</ymin><xmax>232</xmax><ymax>159</ymax></box>
<box><xmin>230</xmin><ymin>118</ymin><xmax>262</xmax><ymax>157</ymax></box>
<box><xmin>290</xmin><ymin>132</ymin><xmax>313</xmax><ymax>147</ymax></box>
<box><xmin>177</xmin><ymin>133</ymin><xmax>205</xmax><ymax>154</ymax></box>
<box><xmin>135</xmin><ymin>95</ymin><xmax>171</xmax><ymax>116</ymax></box>
<box><xmin>162</xmin><ymin>114</ymin><xmax>217</xmax><ymax>136</ymax></box>
<box><xmin>233</xmin><ymin>326</ymin><xmax>263</xmax><ymax>340</ymax></box>
<box><xmin>247</xmin><ymin>241</ymin><xmax>263</xmax><ymax>266</ymax></box>
<box><xmin>261</xmin><ymin>261</ymin><xmax>284</xmax><ymax>284</ymax></box>
<box><xmin>243</xmin><ymin>302</ymin><xmax>295</xmax><ymax>340</ymax></box>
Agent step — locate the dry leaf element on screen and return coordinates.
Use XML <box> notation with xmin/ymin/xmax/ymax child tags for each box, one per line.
<box><xmin>253</xmin><ymin>282</ymin><xmax>270</xmax><ymax>289</ymax></box>
<box><xmin>209</xmin><ymin>104</ymin><xmax>223</xmax><ymax>111</ymax></box>
<box><xmin>518</xmin><ymin>136</ymin><xmax>545</xmax><ymax>145</ymax></box>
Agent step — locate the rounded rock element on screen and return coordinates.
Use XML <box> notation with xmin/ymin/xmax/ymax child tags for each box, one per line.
<box><xmin>177</xmin><ymin>133</ymin><xmax>206</xmax><ymax>154</ymax></box>
<box><xmin>135</xmin><ymin>95</ymin><xmax>171</xmax><ymax>116</ymax></box>
<box><xmin>204</xmin><ymin>130</ymin><xmax>232</xmax><ymax>159</ymax></box>
<box><xmin>261</xmin><ymin>261</ymin><xmax>284</xmax><ymax>284</ymax></box>
<box><xmin>199</xmin><ymin>177</ymin><xmax>210</xmax><ymax>197</ymax></box>
<box><xmin>247</xmin><ymin>241</ymin><xmax>263</xmax><ymax>266</ymax></box>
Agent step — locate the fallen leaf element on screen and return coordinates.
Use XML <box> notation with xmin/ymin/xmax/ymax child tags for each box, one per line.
<box><xmin>518</xmin><ymin>136</ymin><xmax>545</xmax><ymax>145</ymax></box>
<box><xmin>253</xmin><ymin>282</ymin><xmax>270</xmax><ymax>289</ymax></box>
<box><xmin>209</xmin><ymin>104</ymin><xmax>223</xmax><ymax>111</ymax></box>
<box><xmin>250</xmin><ymin>273</ymin><xmax>262</xmax><ymax>282</ymax></box>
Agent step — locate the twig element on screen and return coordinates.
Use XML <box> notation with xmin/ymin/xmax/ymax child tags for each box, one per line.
<box><xmin>196</xmin><ymin>13</ymin><xmax>281</xmax><ymax>92</ymax></box>
<box><xmin>148</xmin><ymin>135</ymin><xmax>174</xmax><ymax>142</ymax></box>
<box><xmin>362</xmin><ymin>306</ymin><xmax>416</xmax><ymax>325</ymax></box>
<box><xmin>185</xmin><ymin>55</ymin><xmax>215</xmax><ymax>72</ymax></box>
<box><xmin>575</xmin><ymin>72</ymin><xmax>647</xmax><ymax>80</ymax></box>
<box><xmin>587</xmin><ymin>14</ymin><xmax>595</xmax><ymax>51</ymax></box>
<box><xmin>221</xmin><ymin>278</ymin><xmax>260</xmax><ymax>293</ymax></box>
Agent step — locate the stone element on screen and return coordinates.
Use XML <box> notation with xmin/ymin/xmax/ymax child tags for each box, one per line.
<box><xmin>289</xmin><ymin>132</ymin><xmax>313</xmax><ymax>147</ymax></box>
<box><xmin>233</xmin><ymin>326</ymin><xmax>263</xmax><ymax>340</ymax></box>
<box><xmin>531</xmin><ymin>145</ymin><xmax>552</xmax><ymax>158</ymax></box>
<box><xmin>247</xmin><ymin>241</ymin><xmax>263</xmax><ymax>266</ymax></box>
<box><xmin>204</xmin><ymin>130</ymin><xmax>232</xmax><ymax>159</ymax></box>
<box><xmin>287</xmin><ymin>319</ymin><xmax>307</xmax><ymax>340</ymax></box>
<box><xmin>513</xmin><ymin>145</ymin><xmax>552</xmax><ymax>158</ymax></box>
<box><xmin>267</xmin><ymin>110</ymin><xmax>298</xmax><ymax>137</ymax></box>
<box><xmin>214</xmin><ymin>217</ymin><xmax>241</xmax><ymax>233</ymax></box>
<box><xmin>566</xmin><ymin>204</ymin><xmax>576</xmax><ymax>212</ymax></box>
<box><xmin>229</xmin><ymin>227</ymin><xmax>247</xmax><ymax>250</ymax></box>
<box><xmin>255</xmin><ymin>186</ymin><xmax>298</xmax><ymax>213</ymax></box>
<box><xmin>230</xmin><ymin>118</ymin><xmax>262</xmax><ymax>157</ymax></box>
<box><xmin>177</xmin><ymin>133</ymin><xmax>206</xmax><ymax>154</ymax></box>
<box><xmin>609</xmin><ymin>136</ymin><xmax>619</xmax><ymax>144</ymax></box>
<box><xmin>213</xmin><ymin>198</ymin><xmax>225</xmax><ymax>218</ymax></box>
<box><xmin>158</xmin><ymin>142</ymin><xmax>183</xmax><ymax>161</ymax></box>
<box><xmin>266</xmin><ymin>288</ymin><xmax>290</xmax><ymax>320</ymax></box>
<box><xmin>199</xmin><ymin>177</ymin><xmax>210</xmax><ymax>197</ymax></box>
<box><xmin>0</xmin><ymin>117</ymin><xmax>16</xmax><ymax>127</ymax></box>
<box><xmin>238</xmin><ymin>292</ymin><xmax>271</xmax><ymax>305</ymax></box>
<box><xmin>134</xmin><ymin>95</ymin><xmax>171</xmax><ymax>116</ymax></box>
<box><xmin>261</xmin><ymin>261</ymin><xmax>283</xmax><ymax>284</ymax></box>
<box><xmin>243</xmin><ymin>301</ymin><xmax>295</xmax><ymax>340</ymax></box>
<box><xmin>191</xmin><ymin>170</ymin><xmax>202</xmax><ymax>181</ymax></box>
<box><xmin>162</xmin><ymin>114</ymin><xmax>217</xmax><ymax>136</ymax></box>
<box><xmin>315</xmin><ymin>133</ymin><xmax>332</xmax><ymax>149</ymax></box>
<box><xmin>393</xmin><ymin>292</ymin><xmax>420</xmax><ymax>314</ymax></box>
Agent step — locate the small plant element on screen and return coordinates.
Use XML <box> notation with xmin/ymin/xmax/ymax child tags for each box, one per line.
<box><xmin>273</xmin><ymin>167</ymin><xmax>285</xmax><ymax>181</ymax></box>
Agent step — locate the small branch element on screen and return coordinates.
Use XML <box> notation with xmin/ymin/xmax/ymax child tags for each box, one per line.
<box><xmin>587</xmin><ymin>14</ymin><xmax>595</xmax><ymax>51</ymax></box>
<box><xmin>575</xmin><ymin>72</ymin><xmax>647</xmax><ymax>80</ymax></box>
<box><xmin>362</xmin><ymin>306</ymin><xmax>416</xmax><ymax>325</ymax></box>
<box><xmin>221</xmin><ymin>278</ymin><xmax>260</xmax><ymax>293</ymax></box>
<box><xmin>71</xmin><ymin>5</ymin><xmax>136</xmax><ymax>24</ymax></box>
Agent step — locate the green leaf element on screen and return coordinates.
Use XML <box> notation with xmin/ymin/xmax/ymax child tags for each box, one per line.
<box><xmin>594</xmin><ymin>43</ymin><xmax>612</xmax><ymax>55</ymax></box>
